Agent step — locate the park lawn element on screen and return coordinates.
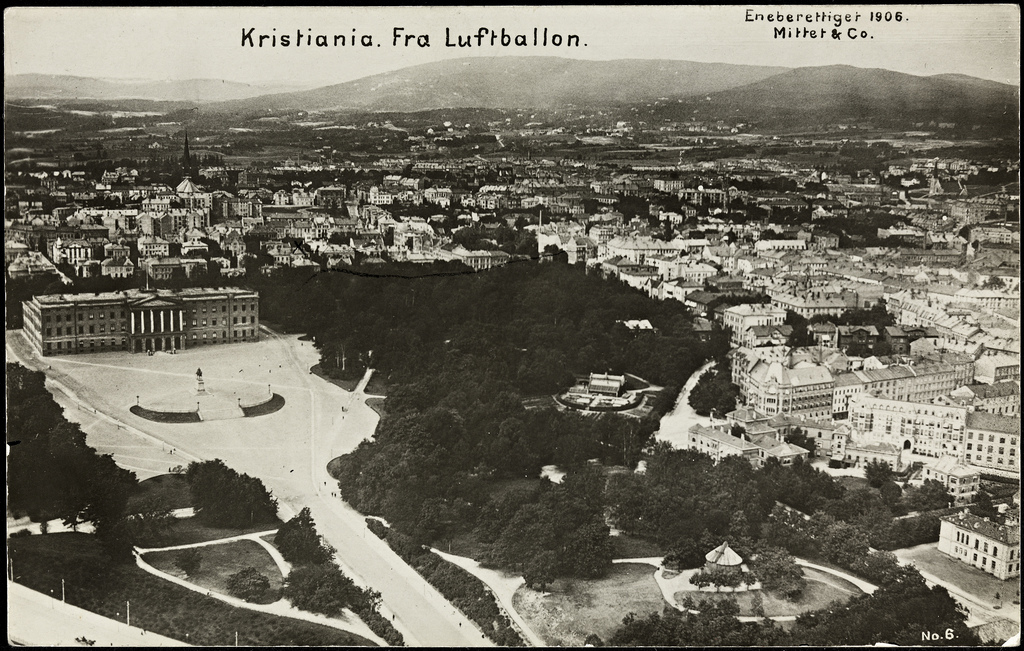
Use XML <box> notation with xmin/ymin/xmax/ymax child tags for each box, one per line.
<box><xmin>128</xmin><ymin>473</ymin><xmax>192</xmax><ymax>513</ymax></box>
<box><xmin>363</xmin><ymin>372</ymin><xmax>388</xmax><ymax>396</ymax></box>
<box><xmin>364</xmin><ymin>397</ymin><xmax>388</xmax><ymax>418</ymax></box>
<box><xmin>8</xmin><ymin>532</ymin><xmax>375</xmax><ymax>647</ymax></box>
<box><xmin>610</xmin><ymin>533</ymin><xmax>666</xmax><ymax>559</ymax></box>
<box><xmin>143</xmin><ymin>539</ymin><xmax>284</xmax><ymax>605</ymax></box>
<box><xmin>310</xmin><ymin>363</ymin><xmax>361</xmax><ymax>392</ymax></box>
<box><xmin>674</xmin><ymin>568</ymin><xmax>862</xmax><ymax>618</ymax></box>
<box><xmin>513</xmin><ymin>562</ymin><xmax>666</xmax><ymax>647</ymax></box>
<box><xmin>136</xmin><ymin>516</ymin><xmax>282</xmax><ymax>548</ymax></box>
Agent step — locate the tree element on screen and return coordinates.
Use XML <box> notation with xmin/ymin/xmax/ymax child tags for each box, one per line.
<box><xmin>751</xmin><ymin>546</ymin><xmax>805</xmax><ymax>600</ymax></box>
<box><xmin>175</xmin><ymin>548</ymin><xmax>202</xmax><ymax>576</ymax></box>
<box><xmin>276</xmin><ymin>507</ymin><xmax>336</xmax><ymax>566</ymax></box>
<box><xmin>879</xmin><ymin>481</ymin><xmax>903</xmax><ymax>509</ymax></box>
<box><xmin>524</xmin><ymin>550</ymin><xmax>558</xmax><ymax>591</ymax></box>
<box><xmin>904</xmin><ymin>479</ymin><xmax>952</xmax><ymax>512</ymax></box>
<box><xmin>982</xmin><ymin>275</ymin><xmax>1006</xmax><ymax>289</ymax></box>
<box><xmin>864</xmin><ymin>460</ymin><xmax>894</xmax><ymax>489</ymax></box>
<box><xmin>751</xmin><ymin>590</ymin><xmax>766</xmax><ymax>618</ymax></box>
<box><xmin>185</xmin><ymin>459</ymin><xmax>278</xmax><ymax>527</ymax></box>
<box><xmin>284</xmin><ymin>564</ymin><xmax>362</xmax><ymax>617</ymax></box>
<box><xmin>228</xmin><ymin>566</ymin><xmax>271</xmax><ymax>602</ymax></box>
<box><xmin>969</xmin><ymin>490</ymin><xmax>1000</xmax><ymax>520</ymax></box>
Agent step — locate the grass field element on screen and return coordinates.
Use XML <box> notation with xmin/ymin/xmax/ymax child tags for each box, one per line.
<box><xmin>364</xmin><ymin>397</ymin><xmax>388</xmax><ymax>418</ymax></box>
<box><xmin>513</xmin><ymin>562</ymin><xmax>666</xmax><ymax>646</ymax></box>
<box><xmin>310</xmin><ymin>364</ymin><xmax>361</xmax><ymax>392</ymax></box>
<box><xmin>143</xmin><ymin>539</ymin><xmax>285</xmax><ymax>605</ymax></box>
<box><xmin>128</xmin><ymin>474</ymin><xmax>192</xmax><ymax>513</ymax></box>
<box><xmin>674</xmin><ymin>567</ymin><xmax>863</xmax><ymax>617</ymax></box>
<box><xmin>135</xmin><ymin>516</ymin><xmax>282</xmax><ymax>548</ymax></box>
<box><xmin>9</xmin><ymin>533</ymin><xmax>375</xmax><ymax>647</ymax></box>
<box><xmin>610</xmin><ymin>534</ymin><xmax>666</xmax><ymax>559</ymax></box>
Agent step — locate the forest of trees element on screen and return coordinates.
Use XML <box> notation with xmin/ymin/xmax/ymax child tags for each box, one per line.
<box><xmin>7</xmin><ymin>362</ymin><xmax>139</xmax><ymax>558</ymax></box>
<box><xmin>248</xmin><ymin>261</ymin><xmax>729</xmax><ymax>579</ymax></box>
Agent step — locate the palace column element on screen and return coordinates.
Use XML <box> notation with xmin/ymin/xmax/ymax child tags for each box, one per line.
<box><xmin>130</xmin><ymin>311</ymin><xmax>136</xmax><ymax>334</ymax></box>
<box><xmin>149</xmin><ymin>310</ymin><xmax>154</xmax><ymax>333</ymax></box>
<box><xmin>160</xmin><ymin>310</ymin><xmax>165</xmax><ymax>333</ymax></box>
<box><xmin>180</xmin><ymin>309</ymin><xmax>185</xmax><ymax>332</ymax></box>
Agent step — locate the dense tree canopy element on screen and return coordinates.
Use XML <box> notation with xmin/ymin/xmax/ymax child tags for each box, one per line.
<box><xmin>7</xmin><ymin>363</ymin><xmax>138</xmax><ymax>558</ymax></box>
<box><xmin>185</xmin><ymin>459</ymin><xmax>278</xmax><ymax>528</ymax></box>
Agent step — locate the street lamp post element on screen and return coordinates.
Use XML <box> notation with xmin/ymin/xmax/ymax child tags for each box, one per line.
<box><xmin>62</xmin><ymin>578</ymin><xmax>65</xmax><ymax>602</ymax></box>
<box><xmin>126</xmin><ymin>600</ymin><xmax>130</xmax><ymax>627</ymax></box>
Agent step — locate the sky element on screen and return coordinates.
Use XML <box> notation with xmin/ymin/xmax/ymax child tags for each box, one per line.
<box><xmin>4</xmin><ymin>5</ymin><xmax>1020</xmax><ymax>88</ymax></box>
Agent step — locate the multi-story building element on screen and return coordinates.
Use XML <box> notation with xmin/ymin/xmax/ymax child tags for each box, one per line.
<box><xmin>943</xmin><ymin>381</ymin><xmax>1020</xmax><ymax>416</ymax></box>
<box><xmin>22</xmin><ymin>288</ymin><xmax>260</xmax><ymax>356</ymax></box>
<box><xmin>831</xmin><ymin>426</ymin><xmax>906</xmax><ymax>471</ymax></box>
<box><xmin>847</xmin><ymin>393</ymin><xmax>968</xmax><ymax>459</ymax></box>
<box><xmin>722</xmin><ymin>304</ymin><xmax>787</xmax><ymax>346</ymax></box>
<box><xmin>738</xmin><ymin>359</ymin><xmax>835</xmax><ymax>419</ymax></box>
<box><xmin>922</xmin><ymin>457</ymin><xmax>980</xmax><ymax>506</ymax></box>
<box><xmin>964</xmin><ymin>412</ymin><xmax>1020</xmax><ymax>476</ymax></box>
<box><xmin>938</xmin><ymin>509</ymin><xmax>1020</xmax><ymax>580</ymax></box>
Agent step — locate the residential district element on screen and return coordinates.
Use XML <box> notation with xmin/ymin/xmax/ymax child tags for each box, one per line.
<box><xmin>5</xmin><ymin>124</ymin><xmax>1021</xmax><ymax>644</ymax></box>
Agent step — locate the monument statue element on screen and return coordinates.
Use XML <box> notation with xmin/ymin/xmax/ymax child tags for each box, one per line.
<box><xmin>195</xmin><ymin>367</ymin><xmax>206</xmax><ymax>395</ymax></box>
<box><xmin>196</xmin><ymin>368</ymin><xmax>203</xmax><ymax>378</ymax></box>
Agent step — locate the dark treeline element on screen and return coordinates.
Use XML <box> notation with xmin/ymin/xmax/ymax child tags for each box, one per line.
<box><xmin>250</xmin><ymin>261</ymin><xmax>729</xmax><ymax>577</ymax></box>
<box><xmin>7</xmin><ymin>362</ymin><xmax>138</xmax><ymax>557</ymax></box>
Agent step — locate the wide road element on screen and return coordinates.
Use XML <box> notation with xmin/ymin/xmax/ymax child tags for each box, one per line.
<box><xmin>7</xmin><ymin>329</ymin><xmax>490</xmax><ymax>647</ymax></box>
<box><xmin>656</xmin><ymin>360</ymin><xmax>715</xmax><ymax>448</ymax></box>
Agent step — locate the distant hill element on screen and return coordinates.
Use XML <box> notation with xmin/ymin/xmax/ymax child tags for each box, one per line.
<box><xmin>673</xmin><ymin>65</ymin><xmax>1020</xmax><ymax>128</ymax></box>
<box><xmin>5</xmin><ymin>74</ymin><xmax>307</xmax><ymax>102</ymax></box>
<box><xmin>207</xmin><ymin>57</ymin><xmax>791</xmax><ymax>113</ymax></box>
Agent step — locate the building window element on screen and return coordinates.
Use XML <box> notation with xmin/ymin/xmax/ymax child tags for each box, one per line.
<box><xmin>46</xmin><ymin>328</ymin><xmax>52</xmax><ymax>336</ymax></box>
<box><xmin>78</xmin><ymin>326</ymin><xmax>84</xmax><ymax>334</ymax></box>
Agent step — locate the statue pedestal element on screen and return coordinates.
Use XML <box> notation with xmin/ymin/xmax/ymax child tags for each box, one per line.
<box><xmin>195</xmin><ymin>377</ymin><xmax>207</xmax><ymax>395</ymax></box>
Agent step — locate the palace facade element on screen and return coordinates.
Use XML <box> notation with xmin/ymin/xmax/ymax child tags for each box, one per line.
<box><xmin>23</xmin><ymin>287</ymin><xmax>259</xmax><ymax>355</ymax></box>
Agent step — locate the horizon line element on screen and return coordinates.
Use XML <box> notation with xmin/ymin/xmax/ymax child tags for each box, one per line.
<box><xmin>7</xmin><ymin>56</ymin><xmax>1020</xmax><ymax>89</ymax></box>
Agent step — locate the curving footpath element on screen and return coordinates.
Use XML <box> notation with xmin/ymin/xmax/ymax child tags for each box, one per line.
<box><xmin>613</xmin><ymin>556</ymin><xmax>878</xmax><ymax>623</ymax></box>
<box><xmin>134</xmin><ymin>533</ymin><xmax>386</xmax><ymax>646</ymax></box>
<box><xmin>431</xmin><ymin>548</ymin><xmax>547</xmax><ymax>647</ymax></box>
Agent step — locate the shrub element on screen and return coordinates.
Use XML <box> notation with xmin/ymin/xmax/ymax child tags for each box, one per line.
<box><xmin>174</xmin><ymin>548</ymin><xmax>202</xmax><ymax>577</ymax></box>
<box><xmin>227</xmin><ymin>566</ymin><xmax>271</xmax><ymax>602</ymax></box>
<box><xmin>366</xmin><ymin>518</ymin><xmax>388</xmax><ymax>539</ymax></box>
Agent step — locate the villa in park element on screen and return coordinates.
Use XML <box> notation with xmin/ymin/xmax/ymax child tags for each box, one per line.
<box><xmin>22</xmin><ymin>287</ymin><xmax>260</xmax><ymax>356</ymax></box>
<box><xmin>938</xmin><ymin>506</ymin><xmax>1021</xmax><ymax>581</ymax></box>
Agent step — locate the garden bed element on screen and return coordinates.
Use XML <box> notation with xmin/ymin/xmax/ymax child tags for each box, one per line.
<box><xmin>129</xmin><ymin>405</ymin><xmax>201</xmax><ymax>423</ymax></box>
<box><xmin>241</xmin><ymin>393</ymin><xmax>286</xmax><ymax>417</ymax></box>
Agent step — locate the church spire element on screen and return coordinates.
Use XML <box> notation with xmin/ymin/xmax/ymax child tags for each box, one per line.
<box><xmin>182</xmin><ymin>130</ymin><xmax>192</xmax><ymax>177</ymax></box>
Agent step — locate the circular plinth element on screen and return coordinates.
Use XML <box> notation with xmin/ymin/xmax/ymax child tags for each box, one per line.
<box><xmin>134</xmin><ymin>379</ymin><xmax>274</xmax><ymax>422</ymax></box>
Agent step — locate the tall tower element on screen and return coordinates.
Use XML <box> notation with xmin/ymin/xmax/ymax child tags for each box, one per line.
<box><xmin>182</xmin><ymin>130</ymin><xmax>193</xmax><ymax>178</ymax></box>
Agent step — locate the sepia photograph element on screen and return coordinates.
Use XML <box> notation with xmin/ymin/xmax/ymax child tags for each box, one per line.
<box><xmin>4</xmin><ymin>5</ymin><xmax>1020</xmax><ymax>647</ymax></box>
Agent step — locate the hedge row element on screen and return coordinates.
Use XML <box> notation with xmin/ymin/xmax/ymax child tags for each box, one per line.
<box><xmin>366</xmin><ymin>519</ymin><xmax>525</xmax><ymax>646</ymax></box>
